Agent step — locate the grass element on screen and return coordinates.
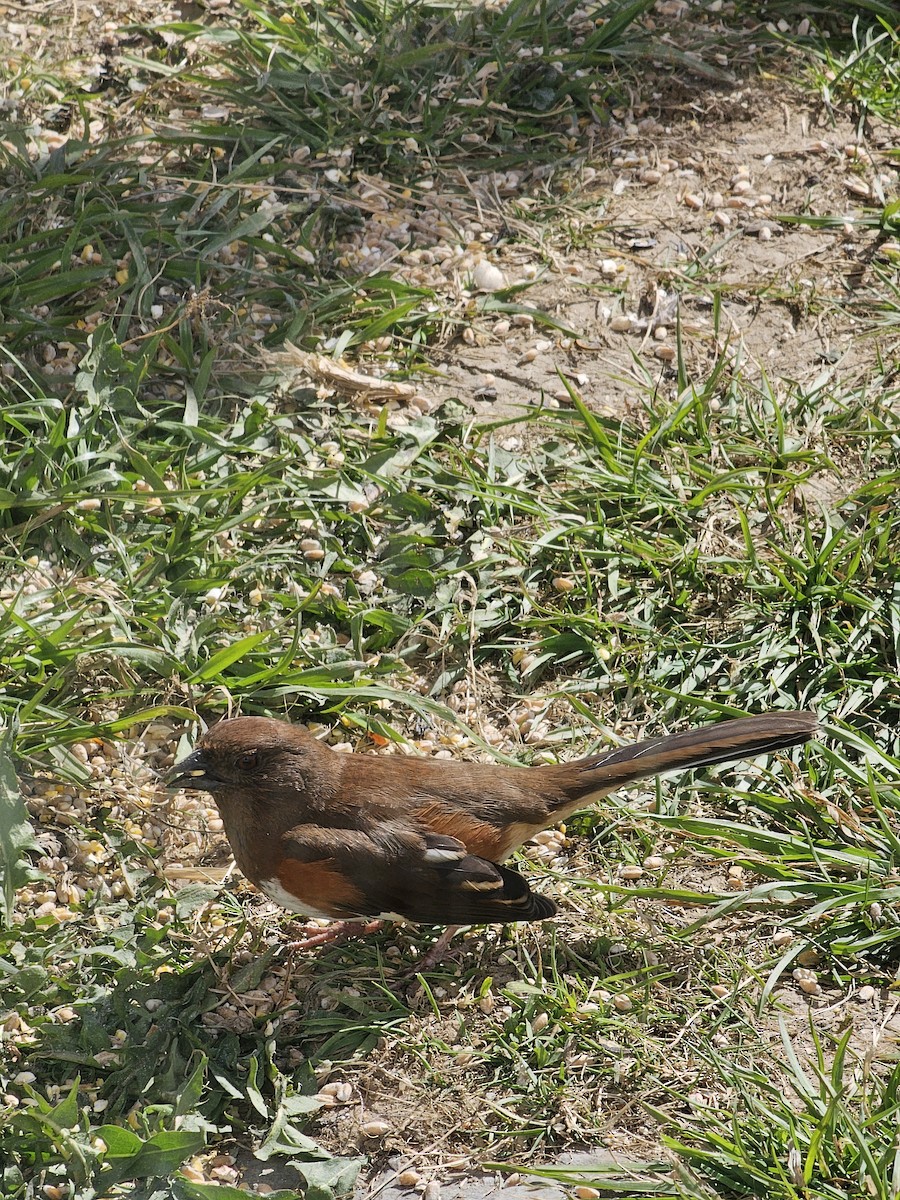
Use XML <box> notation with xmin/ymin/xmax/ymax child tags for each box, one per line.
<box><xmin>1</xmin><ymin>0</ymin><xmax>900</xmax><ymax>1197</ymax></box>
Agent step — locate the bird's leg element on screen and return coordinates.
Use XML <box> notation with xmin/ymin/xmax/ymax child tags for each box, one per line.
<box><xmin>415</xmin><ymin>924</ymin><xmax>462</xmax><ymax>970</ymax></box>
<box><xmin>286</xmin><ymin>918</ymin><xmax>385</xmax><ymax>951</ymax></box>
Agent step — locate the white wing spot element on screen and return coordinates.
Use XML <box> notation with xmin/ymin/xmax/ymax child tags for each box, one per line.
<box><xmin>423</xmin><ymin>847</ymin><xmax>466</xmax><ymax>863</ymax></box>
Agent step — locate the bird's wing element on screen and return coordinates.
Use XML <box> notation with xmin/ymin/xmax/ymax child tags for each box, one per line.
<box><xmin>273</xmin><ymin>821</ymin><xmax>555</xmax><ymax>925</ymax></box>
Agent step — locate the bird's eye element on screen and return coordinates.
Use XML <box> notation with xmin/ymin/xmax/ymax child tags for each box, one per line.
<box><xmin>238</xmin><ymin>751</ymin><xmax>259</xmax><ymax>770</ymax></box>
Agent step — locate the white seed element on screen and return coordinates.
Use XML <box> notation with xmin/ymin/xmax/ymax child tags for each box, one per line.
<box><xmin>857</xmin><ymin>985</ymin><xmax>875</xmax><ymax>1002</ymax></box>
<box><xmin>609</xmin><ymin>315</ymin><xmax>632</xmax><ymax>332</ymax></box>
<box><xmin>360</xmin><ymin>1118</ymin><xmax>391</xmax><ymax>1138</ymax></box>
<box><xmin>713</xmin><ymin>210</ymin><xmax>731</xmax><ymax>228</ymax></box>
<box><xmin>683</xmin><ymin>192</ymin><xmax>703</xmax><ymax>209</ymax></box>
<box><xmin>600</xmin><ymin>258</ymin><xmax>618</xmax><ymax>276</ymax></box>
<box><xmin>845</xmin><ymin>178</ymin><xmax>871</xmax><ymax>198</ymax></box>
<box><xmin>643</xmin><ymin>855</ymin><xmax>664</xmax><ymax>869</ymax></box>
<box><xmin>732</xmin><ymin>179</ymin><xmax>753</xmax><ymax>195</ymax></box>
<box><xmin>318</xmin><ymin>1081</ymin><xmax>344</xmax><ymax>1098</ymax></box>
<box><xmin>772</xmin><ymin>930</ymin><xmax>793</xmax><ymax>947</ymax></box>
<box><xmin>553</xmin><ymin>577</ymin><xmax>575</xmax><ymax>592</ymax></box>
<box><xmin>575</xmin><ymin>1002</ymin><xmax>599</xmax><ymax>1018</ymax></box>
<box><xmin>652</xmin><ymin>325</ymin><xmax>668</xmax><ymax>341</ymax></box>
<box><xmin>640</xmin><ymin>169</ymin><xmax>662</xmax><ymax>184</ymax></box>
<box><xmin>532</xmin><ymin>1012</ymin><xmax>550</xmax><ymax>1033</ymax></box>
<box><xmin>798</xmin><ymin>978</ymin><xmax>821</xmax><ymax>996</ymax></box>
<box><xmin>759</xmin><ymin>226</ymin><xmax>772</xmax><ymax>241</ymax></box>
<box><xmin>618</xmin><ymin>864</ymin><xmax>643</xmax><ymax>880</ymax></box>
<box><xmin>76</xmin><ymin>498</ymin><xmax>102</xmax><ymax>511</ymax></box>
<box><xmin>612</xmin><ymin>994</ymin><xmax>632</xmax><ymax>1012</ymax></box>
<box><xmin>473</xmin><ymin>261</ymin><xmax>506</xmax><ymax>291</ymax></box>
<box><xmin>493</xmin><ymin>319</ymin><xmax>511</xmax><ymax>335</ymax></box>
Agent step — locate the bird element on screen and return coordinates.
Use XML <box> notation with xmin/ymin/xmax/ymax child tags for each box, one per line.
<box><xmin>167</xmin><ymin>710</ymin><xmax>817</xmax><ymax>958</ymax></box>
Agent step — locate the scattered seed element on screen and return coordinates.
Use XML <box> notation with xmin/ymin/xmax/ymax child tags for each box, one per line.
<box><xmin>612</xmin><ymin>995</ymin><xmax>632</xmax><ymax>1012</ymax></box>
<box><xmin>360</xmin><ymin>1118</ymin><xmax>391</xmax><ymax>1138</ymax></box>
<box><xmin>473</xmin><ymin>261</ymin><xmax>506</xmax><ymax>291</ymax></box>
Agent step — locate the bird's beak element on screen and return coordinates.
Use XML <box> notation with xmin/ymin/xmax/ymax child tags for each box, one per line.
<box><xmin>166</xmin><ymin>747</ymin><xmax>225</xmax><ymax>793</ymax></box>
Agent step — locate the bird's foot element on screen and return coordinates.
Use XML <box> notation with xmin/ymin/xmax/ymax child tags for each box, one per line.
<box><xmin>286</xmin><ymin>919</ymin><xmax>385</xmax><ymax>951</ymax></box>
<box><xmin>412</xmin><ymin>924</ymin><xmax>462</xmax><ymax>972</ymax></box>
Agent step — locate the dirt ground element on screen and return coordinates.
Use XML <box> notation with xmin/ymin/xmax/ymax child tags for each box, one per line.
<box><xmin>437</xmin><ymin>87</ymin><xmax>896</xmax><ymax>421</ymax></box>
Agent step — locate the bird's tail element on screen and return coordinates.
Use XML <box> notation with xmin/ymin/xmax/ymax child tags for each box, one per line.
<box><xmin>570</xmin><ymin>711</ymin><xmax>817</xmax><ymax>797</ymax></box>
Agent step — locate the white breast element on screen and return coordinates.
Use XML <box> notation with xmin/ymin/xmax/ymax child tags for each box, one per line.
<box><xmin>259</xmin><ymin>876</ymin><xmax>336</xmax><ymax>921</ymax></box>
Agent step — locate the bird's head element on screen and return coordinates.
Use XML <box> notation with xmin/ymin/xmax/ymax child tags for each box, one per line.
<box><xmin>168</xmin><ymin>716</ymin><xmax>338</xmax><ymax>808</ymax></box>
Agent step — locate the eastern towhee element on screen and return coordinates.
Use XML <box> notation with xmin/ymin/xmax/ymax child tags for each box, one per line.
<box><xmin>168</xmin><ymin>711</ymin><xmax>817</xmax><ymax>953</ymax></box>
